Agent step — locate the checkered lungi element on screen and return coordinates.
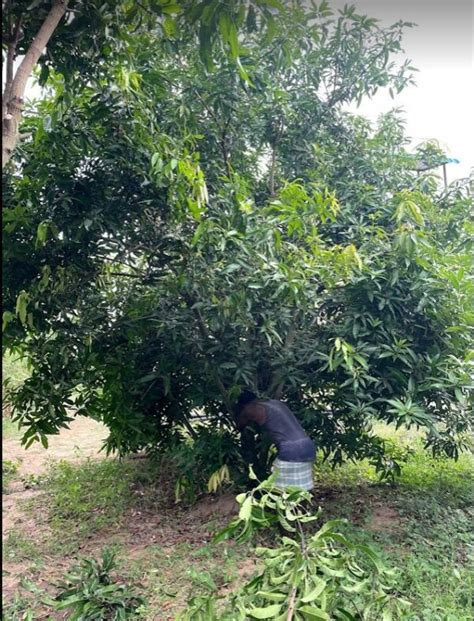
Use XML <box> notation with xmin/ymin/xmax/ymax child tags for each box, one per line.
<box><xmin>272</xmin><ymin>458</ymin><xmax>314</xmax><ymax>491</ymax></box>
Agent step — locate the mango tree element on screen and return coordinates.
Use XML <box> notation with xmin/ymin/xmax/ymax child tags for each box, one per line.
<box><xmin>3</xmin><ymin>1</ymin><xmax>473</xmax><ymax>476</ymax></box>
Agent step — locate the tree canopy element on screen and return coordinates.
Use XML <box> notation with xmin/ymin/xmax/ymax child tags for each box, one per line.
<box><xmin>3</xmin><ymin>1</ymin><xmax>473</xmax><ymax>476</ymax></box>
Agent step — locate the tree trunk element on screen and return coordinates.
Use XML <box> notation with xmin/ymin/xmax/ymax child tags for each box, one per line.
<box><xmin>2</xmin><ymin>0</ymin><xmax>68</xmax><ymax>169</ymax></box>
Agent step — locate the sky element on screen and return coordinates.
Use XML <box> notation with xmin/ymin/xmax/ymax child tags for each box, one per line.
<box><xmin>331</xmin><ymin>0</ymin><xmax>473</xmax><ymax>182</ymax></box>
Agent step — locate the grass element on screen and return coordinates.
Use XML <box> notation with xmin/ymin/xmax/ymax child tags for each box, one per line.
<box><xmin>3</xmin><ymin>530</ymin><xmax>42</xmax><ymax>563</ymax></box>
<box><xmin>1</xmin><ymin>592</ymin><xmax>36</xmax><ymax>621</ymax></box>
<box><xmin>2</xmin><ymin>426</ymin><xmax>473</xmax><ymax>620</ymax></box>
<box><xmin>130</xmin><ymin>541</ymin><xmax>252</xmax><ymax>619</ymax></box>
<box><xmin>41</xmin><ymin>458</ymin><xmax>155</xmax><ymax>548</ymax></box>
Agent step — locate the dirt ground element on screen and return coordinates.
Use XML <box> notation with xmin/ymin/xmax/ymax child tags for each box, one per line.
<box><xmin>2</xmin><ymin>417</ymin><xmax>242</xmax><ymax>619</ymax></box>
<box><xmin>2</xmin><ymin>418</ymin><xmax>107</xmax><ymax>535</ymax></box>
<box><xmin>3</xmin><ymin>417</ymin><xmax>108</xmax><ymax>476</ymax></box>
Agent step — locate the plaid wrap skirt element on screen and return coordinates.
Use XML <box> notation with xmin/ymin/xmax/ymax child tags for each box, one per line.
<box><xmin>272</xmin><ymin>458</ymin><xmax>314</xmax><ymax>491</ymax></box>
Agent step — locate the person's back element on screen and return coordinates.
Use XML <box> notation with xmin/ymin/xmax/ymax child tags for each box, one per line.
<box><xmin>234</xmin><ymin>392</ymin><xmax>316</xmax><ymax>490</ymax></box>
<box><xmin>259</xmin><ymin>399</ymin><xmax>315</xmax><ymax>462</ymax></box>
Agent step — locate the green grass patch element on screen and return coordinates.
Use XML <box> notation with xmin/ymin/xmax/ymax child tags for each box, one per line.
<box><xmin>44</xmin><ymin>459</ymin><xmax>137</xmax><ymax>538</ymax></box>
<box><xmin>132</xmin><ymin>541</ymin><xmax>253</xmax><ymax>619</ymax></box>
<box><xmin>3</xmin><ymin>530</ymin><xmax>42</xmax><ymax>563</ymax></box>
<box><xmin>314</xmin><ymin>434</ymin><xmax>474</xmax><ymax>505</ymax></box>
<box><xmin>37</xmin><ymin>457</ymin><xmax>167</xmax><ymax>553</ymax></box>
<box><xmin>312</xmin><ymin>431</ymin><xmax>474</xmax><ymax>621</ymax></box>
<box><xmin>1</xmin><ymin>591</ymin><xmax>37</xmax><ymax>621</ymax></box>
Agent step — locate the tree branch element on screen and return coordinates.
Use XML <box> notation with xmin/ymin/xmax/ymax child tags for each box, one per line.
<box><xmin>3</xmin><ymin>0</ymin><xmax>68</xmax><ymax>168</ymax></box>
<box><xmin>3</xmin><ymin>15</ymin><xmax>23</xmax><ymax>121</ymax></box>
<box><xmin>220</xmin><ymin>116</ymin><xmax>232</xmax><ymax>176</ymax></box>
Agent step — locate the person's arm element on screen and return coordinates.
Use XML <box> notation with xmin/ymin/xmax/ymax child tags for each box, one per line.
<box><xmin>234</xmin><ymin>410</ymin><xmax>249</xmax><ymax>431</ymax></box>
<box><xmin>240</xmin><ymin>426</ymin><xmax>257</xmax><ymax>465</ymax></box>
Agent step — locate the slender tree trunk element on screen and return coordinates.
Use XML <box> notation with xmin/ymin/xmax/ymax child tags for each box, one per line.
<box><xmin>2</xmin><ymin>0</ymin><xmax>68</xmax><ymax>169</ymax></box>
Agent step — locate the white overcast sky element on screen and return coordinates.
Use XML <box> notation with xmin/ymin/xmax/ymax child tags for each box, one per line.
<box><xmin>21</xmin><ymin>1</ymin><xmax>473</xmax><ymax>181</ymax></box>
<box><xmin>332</xmin><ymin>0</ymin><xmax>473</xmax><ymax>182</ymax></box>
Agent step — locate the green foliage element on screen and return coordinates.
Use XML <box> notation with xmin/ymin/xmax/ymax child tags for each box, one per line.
<box><xmin>180</xmin><ymin>477</ymin><xmax>408</xmax><ymax>620</ymax></box>
<box><xmin>3</xmin><ymin>1</ymin><xmax>473</xmax><ymax>474</ymax></box>
<box><xmin>1</xmin><ymin>592</ymin><xmax>36</xmax><ymax>621</ymax></box>
<box><xmin>160</xmin><ymin>425</ymin><xmax>243</xmax><ymax>503</ymax></box>
<box><xmin>51</xmin><ymin>548</ymin><xmax>145</xmax><ymax>620</ymax></box>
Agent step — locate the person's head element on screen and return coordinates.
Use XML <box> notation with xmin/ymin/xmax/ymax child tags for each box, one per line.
<box><xmin>233</xmin><ymin>389</ymin><xmax>257</xmax><ymax>419</ymax></box>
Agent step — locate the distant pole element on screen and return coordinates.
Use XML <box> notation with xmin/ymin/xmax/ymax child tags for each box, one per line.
<box><xmin>442</xmin><ymin>163</ymin><xmax>448</xmax><ymax>189</ymax></box>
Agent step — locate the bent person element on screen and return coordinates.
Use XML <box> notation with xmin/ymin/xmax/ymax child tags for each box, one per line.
<box><xmin>234</xmin><ymin>391</ymin><xmax>316</xmax><ymax>491</ymax></box>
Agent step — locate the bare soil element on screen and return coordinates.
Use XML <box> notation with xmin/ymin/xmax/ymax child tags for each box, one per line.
<box><xmin>3</xmin><ymin>416</ymin><xmax>107</xmax><ymax>476</ymax></box>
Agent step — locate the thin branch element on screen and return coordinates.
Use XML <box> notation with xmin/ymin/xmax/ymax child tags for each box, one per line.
<box><xmin>107</xmin><ymin>271</ymin><xmax>145</xmax><ymax>278</ymax></box>
<box><xmin>220</xmin><ymin>116</ymin><xmax>232</xmax><ymax>176</ymax></box>
<box><xmin>182</xmin><ymin>418</ymin><xmax>198</xmax><ymax>440</ymax></box>
<box><xmin>286</xmin><ymin>586</ymin><xmax>298</xmax><ymax>621</ymax></box>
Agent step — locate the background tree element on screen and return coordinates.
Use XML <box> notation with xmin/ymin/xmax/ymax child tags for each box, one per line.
<box><xmin>3</xmin><ymin>1</ymin><xmax>473</xmax><ymax>475</ymax></box>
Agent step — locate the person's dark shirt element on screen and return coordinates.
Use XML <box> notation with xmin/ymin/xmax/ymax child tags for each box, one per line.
<box><xmin>236</xmin><ymin>399</ymin><xmax>315</xmax><ymax>462</ymax></box>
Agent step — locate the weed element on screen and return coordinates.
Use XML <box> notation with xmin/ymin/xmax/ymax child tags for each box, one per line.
<box><xmin>51</xmin><ymin>548</ymin><xmax>145</xmax><ymax>620</ymax></box>
<box><xmin>3</xmin><ymin>530</ymin><xmax>41</xmax><ymax>563</ymax></box>
<box><xmin>1</xmin><ymin>591</ymin><xmax>36</xmax><ymax>621</ymax></box>
<box><xmin>2</xmin><ymin>458</ymin><xmax>20</xmax><ymax>492</ymax></box>
<box><xmin>20</xmin><ymin>472</ymin><xmax>46</xmax><ymax>489</ymax></box>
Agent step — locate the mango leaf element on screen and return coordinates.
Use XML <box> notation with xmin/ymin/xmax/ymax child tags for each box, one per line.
<box><xmin>301</xmin><ymin>578</ymin><xmax>328</xmax><ymax>603</ymax></box>
<box><xmin>255</xmin><ymin>591</ymin><xmax>287</xmax><ymax>602</ymax></box>
<box><xmin>247</xmin><ymin>604</ymin><xmax>282</xmax><ymax>619</ymax></box>
<box><xmin>15</xmin><ymin>292</ymin><xmax>29</xmax><ymax>325</ymax></box>
<box><xmin>297</xmin><ymin>605</ymin><xmax>330</xmax><ymax>620</ymax></box>
<box><xmin>239</xmin><ymin>496</ymin><xmax>252</xmax><ymax>521</ymax></box>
